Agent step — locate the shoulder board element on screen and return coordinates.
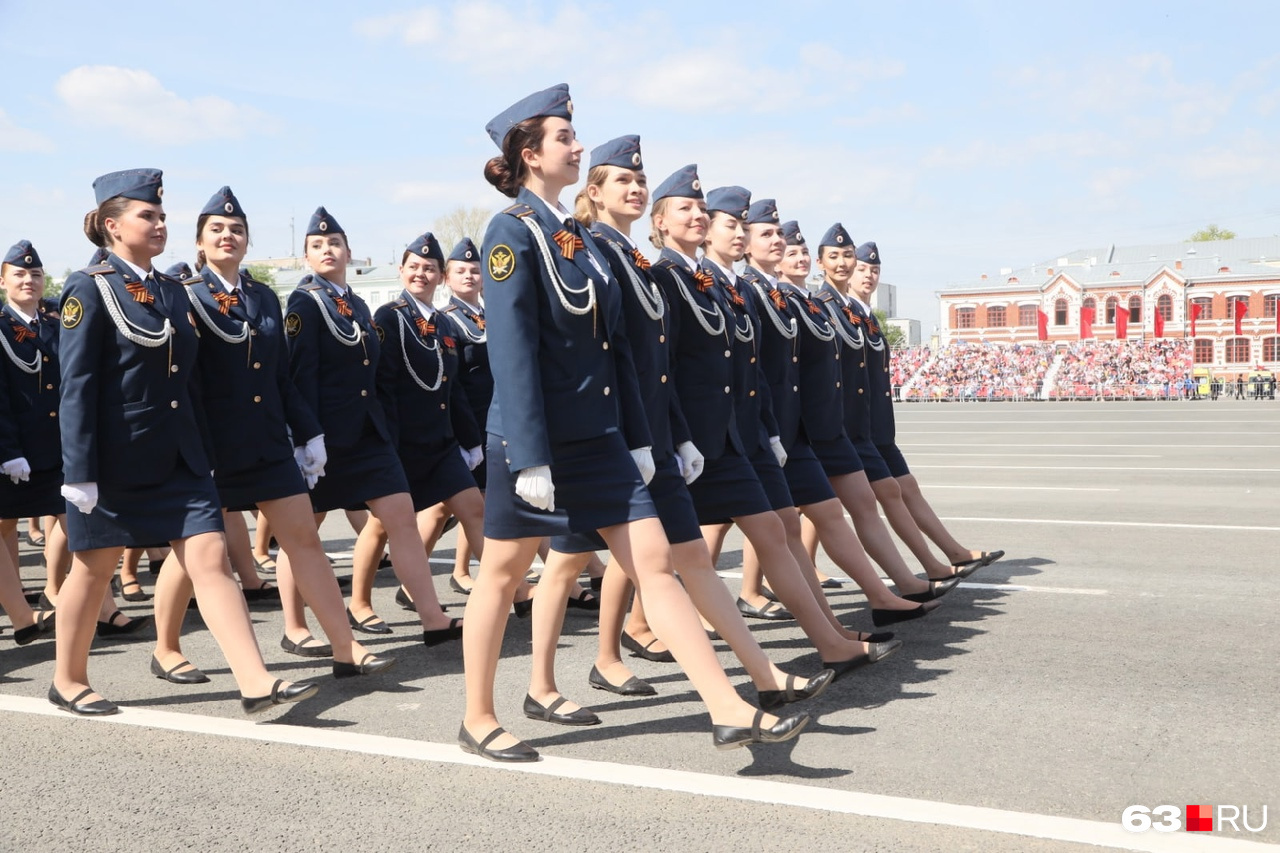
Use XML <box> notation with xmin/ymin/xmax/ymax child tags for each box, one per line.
<box><xmin>83</xmin><ymin>263</ymin><xmax>114</xmax><ymax>275</ymax></box>
<box><xmin>181</xmin><ymin>275</ymin><xmax>205</xmax><ymax>287</ymax></box>
<box><xmin>441</xmin><ymin>304</ymin><xmax>460</xmax><ymax>313</ymax></box>
<box><xmin>654</xmin><ymin>258</ymin><xmax>678</xmax><ymax>270</ymax></box>
<box><xmin>501</xmin><ymin>203</ymin><xmax>536</xmax><ymax>219</ymax></box>
<box><xmin>241</xmin><ymin>274</ymin><xmax>265</xmax><ymax>288</ymax></box>
<box><xmin>814</xmin><ymin>290</ymin><xmax>834</xmax><ymax>302</ymax></box>
<box><xmin>392</xmin><ymin>298</ymin><xmax>408</xmax><ymax>308</ymax></box>
<box><xmin>301</xmin><ymin>283</ymin><xmax>325</xmax><ymax>292</ymax></box>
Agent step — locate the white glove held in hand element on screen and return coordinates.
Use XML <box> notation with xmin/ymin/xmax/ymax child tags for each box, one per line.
<box><xmin>769</xmin><ymin>435</ymin><xmax>787</xmax><ymax>468</ymax></box>
<box><xmin>2</xmin><ymin>457</ymin><xmax>31</xmax><ymax>484</ymax></box>
<box><xmin>675</xmin><ymin>441</ymin><xmax>705</xmax><ymax>485</ymax></box>
<box><xmin>630</xmin><ymin>447</ymin><xmax>655</xmax><ymax>485</ymax></box>
<box><xmin>515</xmin><ymin>465</ymin><xmax>555</xmax><ymax>511</ymax></box>
<box><xmin>303</xmin><ymin>434</ymin><xmax>327</xmax><ymax>477</ymax></box>
<box><xmin>462</xmin><ymin>445</ymin><xmax>484</xmax><ymax>471</ymax></box>
<box><xmin>61</xmin><ymin>482</ymin><xmax>99</xmax><ymax>514</ymax></box>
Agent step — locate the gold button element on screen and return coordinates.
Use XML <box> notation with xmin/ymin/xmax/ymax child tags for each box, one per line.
<box><xmin>42</xmin><ymin>356</ymin><xmax>49</xmax><ymax>363</ymax></box>
<box><xmin>660</xmin><ymin>375</ymin><xmax>668</xmax><ymax>383</ymax></box>
<box><xmin>724</xmin><ymin>350</ymin><xmax>731</xmax><ymax>358</ymax></box>
<box><xmin>502</xmin><ymin>440</ymin><xmax>508</xmax><ymax>446</ymax></box>
<box><xmin>49</xmin><ymin>411</ymin><xmax>57</xmax><ymax>418</ymax></box>
<box><xmin>885</xmin><ymin>392</ymin><xmax>891</xmax><ymax>397</ymax></box>
<box><xmin>253</xmin><ymin>395</ymin><xmax>262</xmax><ymax>403</ymax></box>
<box><xmin>603</xmin><ymin>386</ymin><xmax>611</xmax><ymax>396</ymax></box>
<box><xmin>170</xmin><ymin>400</ymin><xmax>179</xmax><ymax>408</ymax></box>
<box><xmin>250</xmin><ymin>330</ymin><xmax>257</xmax><ymax>336</ymax></box>
<box><xmin>45</xmin><ymin>384</ymin><xmax>53</xmax><ymax>390</ymax></box>
<box><xmin>659</xmin><ymin>335</ymin><xmax>666</xmax><ymax>343</ymax></box>
<box><xmin>363</xmin><ymin>359</ymin><xmax>370</xmax><ymax>366</ymax></box>
<box><xmin>750</xmin><ymin>357</ymin><xmax>756</xmax><ymax>364</ymax></box>
<box><xmin>836</xmin><ymin>382</ymin><xmax>841</xmax><ymax>388</ymax></box>
<box><xmin>749</xmin><ymin>390</ymin><xmax>756</xmax><ymax>397</ymax></box>
<box><xmin>793</xmin><ymin>385</ymin><xmax>799</xmax><ymax>392</ymax></box>
<box><xmin>792</xmin><ymin>357</ymin><xmax>798</xmax><ymax>363</ymax></box>
<box><xmin>859</xmin><ymin>362</ymin><xmax>865</xmax><ymax>368</ymax></box>
<box><xmin>360</xmin><ymin>390</ymin><xmax>368</xmax><ymax>397</ymax></box>
<box><xmin>857</xmin><ymin>388</ymin><xmax>863</xmax><ymax>395</ymax></box>
<box><xmin>440</xmin><ymin>403</ymin><xmax>447</xmax><ymax>410</ymax></box>
<box><xmin>602</xmin><ymin>342</ymin><xmax>609</xmax><ymax>350</ymax></box>
<box><xmin>724</xmin><ymin>386</ymin><xmax>731</xmax><ymax>394</ymax></box>
<box><xmin>170</xmin><ymin>365</ymin><xmax>179</xmax><ymax>373</ymax></box>
<box><xmin>253</xmin><ymin>362</ymin><xmax>262</xmax><ymax>369</ymax></box>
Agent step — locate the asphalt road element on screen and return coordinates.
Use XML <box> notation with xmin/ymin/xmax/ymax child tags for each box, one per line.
<box><xmin>3</xmin><ymin>399</ymin><xmax>1277</xmax><ymax>852</ymax></box>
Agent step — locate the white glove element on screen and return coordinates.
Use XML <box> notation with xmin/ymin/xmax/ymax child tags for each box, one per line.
<box><xmin>675</xmin><ymin>441</ymin><xmax>704</xmax><ymax>485</ymax></box>
<box><xmin>61</xmin><ymin>482</ymin><xmax>99</xmax><ymax>514</ymax></box>
<box><xmin>2</xmin><ymin>457</ymin><xmax>31</xmax><ymax>484</ymax></box>
<box><xmin>303</xmin><ymin>470</ymin><xmax>320</xmax><ymax>489</ymax></box>
<box><xmin>514</xmin><ymin>465</ymin><xmax>555</xmax><ymax>511</ymax></box>
<box><xmin>303</xmin><ymin>434</ymin><xmax>327</xmax><ymax>477</ymax></box>
<box><xmin>463</xmin><ymin>445</ymin><xmax>484</xmax><ymax>471</ymax></box>
<box><xmin>630</xmin><ymin>446</ymin><xmax>655</xmax><ymax>485</ymax></box>
<box><xmin>769</xmin><ymin>436</ymin><xmax>787</xmax><ymax>468</ymax></box>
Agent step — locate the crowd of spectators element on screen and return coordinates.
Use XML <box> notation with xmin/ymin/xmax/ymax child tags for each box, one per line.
<box><xmin>890</xmin><ymin>346</ymin><xmax>932</xmax><ymax>388</ymax></box>
<box><xmin>1052</xmin><ymin>340</ymin><xmax>1191</xmax><ymax>399</ymax></box>
<box><xmin>899</xmin><ymin>341</ymin><xmax>1054</xmax><ymax>401</ymax></box>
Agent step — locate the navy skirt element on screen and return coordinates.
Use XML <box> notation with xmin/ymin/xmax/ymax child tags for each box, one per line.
<box><xmin>309</xmin><ymin>422</ymin><xmax>410</xmax><ymax>513</ymax></box>
<box><xmin>0</xmin><ymin>466</ymin><xmax>65</xmax><ymax>519</ymax></box>
<box><xmin>484</xmin><ymin>430</ymin><xmax>657</xmax><ymax>541</ymax></box>
<box><xmin>401</xmin><ymin>438</ymin><xmax>477</xmax><ymax>512</ymax></box>
<box><xmin>876</xmin><ymin>442</ymin><xmax>911</xmax><ymax>478</ymax></box>
<box><xmin>748</xmin><ymin>446</ymin><xmax>794</xmax><ymax>511</ymax></box>
<box><xmin>216</xmin><ymin>454</ymin><xmax>307</xmax><ymax>512</ymax></box>
<box><xmin>853</xmin><ymin>437</ymin><xmax>893</xmax><ymax>483</ymax></box>
<box><xmin>67</xmin><ymin>458</ymin><xmax>223</xmax><ymax>551</ymax></box>
<box><xmin>811</xmin><ymin>434</ymin><xmax>865</xmax><ymax>477</ymax></box>
<box><xmin>782</xmin><ymin>441</ymin><xmax>837</xmax><ymax>506</ymax></box>
<box><xmin>686</xmin><ymin>447</ymin><xmax>773</xmax><ymax>526</ymax></box>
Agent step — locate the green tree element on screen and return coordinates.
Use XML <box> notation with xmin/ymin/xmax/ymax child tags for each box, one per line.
<box><xmin>1188</xmin><ymin>224</ymin><xmax>1236</xmax><ymax>242</ymax></box>
<box><xmin>245</xmin><ymin>264</ymin><xmax>277</xmax><ymax>285</ymax></box>
<box><xmin>874</xmin><ymin>309</ymin><xmax>906</xmax><ymax>349</ymax></box>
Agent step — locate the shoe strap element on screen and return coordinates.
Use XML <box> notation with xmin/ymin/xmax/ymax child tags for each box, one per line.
<box><xmin>543</xmin><ymin>696</ymin><xmax>567</xmax><ymax>721</ymax></box>
<box><xmin>784</xmin><ymin>673</ymin><xmax>798</xmax><ymax>702</ymax></box>
<box><xmin>478</xmin><ymin>727</ymin><xmax>508</xmax><ymax>750</ymax></box>
<box><xmin>751</xmin><ymin>708</ymin><xmax>764</xmax><ymax>740</ymax></box>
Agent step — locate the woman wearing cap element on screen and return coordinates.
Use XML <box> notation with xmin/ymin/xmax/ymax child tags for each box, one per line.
<box><xmin>464</xmin><ymin>86</ymin><xmax>810</xmax><ymax>761</ymax></box>
<box><xmin>343</xmin><ymin>232</ymin><xmax>488</xmax><ymax>633</ymax></box>
<box><xmin>652</xmin><ymin>171</ymin><xmax>898</xmax><ymax>678</ymax></box>
<box><xmin>54</xmin><ymin>169</ymin><xmax>318</xmax><ymax>715</ymax></box>
<box><xmin>147</xmin><ymin>187</ymin><xmax>394</xmax><ymax>684</ymax></box>
<box><xmin>284</xmin><ymin>207</ymin><xmax>461</xmax><ymax>647</ymax></box>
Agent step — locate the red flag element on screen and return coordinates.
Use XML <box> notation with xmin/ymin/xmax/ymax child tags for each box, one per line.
<box><xmin>1036</xmin><ymin>309</ymin><xmax>1048</xmax><ymax>341</ymax></box>
<box><xmin>1234</xmin><ymin>299</ymin><xmax>1248</xmax><ymax>336</ymax></box>
<box><xmin>1079</xmin><ymin>306</ymin><xmax>1095</xmax><ymax>340</ymax></box>
<box><xmin>1190</xmin><ymin>302</ymin><xmax>1204</xmax><ymax>337</ymax></box>
<box><xmin>1154</xmin><ymin>310</ymin><xmax>1165</xmax><ymax>338</ymax></box>
<box><xmin>1115</xmin><ymin>308</ymin><xmax>1128</xmax><ymax>339</ymax></box>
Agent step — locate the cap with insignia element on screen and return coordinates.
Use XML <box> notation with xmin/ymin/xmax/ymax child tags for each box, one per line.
<box><xmin>165</xmin><ymin>262</ymin><xmax>193</xmax><ymax>279</ymax></box>
<box><xmin>706</xmin><ymin>186</ymin><xmax>751</xmax><ymax>221</ymax></box>
<box><xmin>448</xmin><ymin>238</ymin><xmax>480</xmax><ymax>264</ymax></box>
<box><xmin>652</xmin><ymin>165</ymin><xmax>704</xmax><ymax>203</ymax></box>
<box><xmin>589</xmin><ymin>135</ymin><xmax>642</xmax><ymax>171</ymax></box>
<box><xmin>3</xmin><ymin>240</ymin><xmax>42</xmax><ymax>269</ymax></box>
<box><xmin>818</xmin><ymin>223</ymin><xmax>853</xmax><ymax>250</ymax></box>
<box><xmin>307</xmin><ymin>206</ymin><xmax>343</xmax><ymax>236</ymax></box>
<box><xmin>746</xmin><ymin>199</ymin><xmax>780</xmax><ymax>226</ymax></box>
<box><xmin>200</xmin><ymin>185</ymin><xmax>246</xmax><ymax>219</ymax></box>
<box><xmin>855</xmin><ymin>241</ymin><xmax>881</xmax><ymax>265</ymax></box>
<box><xmin>92</xmin><ymin>168</ymin><xmax>163</xmax><ymax>206</ymax></box>
<box><xmin>781</xmin><ymin>220</ymin><xmax>806</xmax><ymax>246</ymax></box>
<box><xmin>406</xmin><ymin>232</ymin><xmax>444</xmax><ymax>264</ymax></box>
<box><xmin>485</xmin><ymin>83</ymin><xmax>573</xmax><ymax>149</ymax></box>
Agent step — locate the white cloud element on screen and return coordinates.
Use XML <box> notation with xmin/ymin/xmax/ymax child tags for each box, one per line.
<box><xmin>0</xmin><ymin>109</ymin><xmax>54</xmax><ymax>153</ymax></box>
<box><xmin>353</xmin><ymin>7</ymin><xmax>442</xmax><ymax>43</ymax></box>
<box><xmin>55</xmin><ymin>66</ymin><xmax>277</xmax><ymax>144</ymax></box>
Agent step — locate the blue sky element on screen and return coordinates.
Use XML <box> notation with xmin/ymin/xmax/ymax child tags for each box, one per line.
<box><xmin>3</xmin><ymin>0</ymin><xmax>1278</xmax><ymax>328</ymax></box>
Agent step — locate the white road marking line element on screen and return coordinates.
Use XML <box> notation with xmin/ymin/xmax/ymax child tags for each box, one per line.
<box><xmin>906</xmin><ymin>452</ymin><xmax>1161</xmax><ymax>458</ymax></box>
<box><xmin>927</xmin><ymin>485</ymin><xmax>1122</xmax><ymax>492</ymax></box>
<box><xmin>914</xmin><ymin>465</ymin><xmax>1280</xmax><ymax>473</ymax></box>
<box><xmin>1</xmin><ymin>696</ymin><xmax>1264</xmax><ymax>853</ymax></box>
<box><xmin>939</xmin><ymin>517</ymin><xmax>1280</xmax><ymax>533</ymax></box>
<box><xmin>958</xmin><ymin>582</ymin><xmax>1109</xmax><ymax>595</ymax></box>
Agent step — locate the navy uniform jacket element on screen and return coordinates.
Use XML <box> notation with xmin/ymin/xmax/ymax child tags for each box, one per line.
<box><xmin>0</xmin><ymin>303</ymin><xmax>61</xmax><ymax>471</ymax></box>
<box><xmin>185</xmin><ymin>268</ymin><xmax>321</xmax><ymax>476</ymax></box>
<box><xmin>741</xmin><ymin>266</ymin><xmax>803</xmax><ymax>451</ymax></box>
<box><xmin>481</xmin><ymin>188</ymin><xmax>651</xmax><ymax>473</ymax></box>
<box><xmin>59</xmin><ymin>255</ymin><xmax>211</xmax><ymax>487</ymax></box>
<box><xmin>654</xmin><ymin>250</ymin><xmax>742</xmax><ymax>459</ymax></box>
<box><xmin>815</xmin><ymin>282</ymin><xmax>872</xmax><ymax>441</ymax></box>
<box><xmin>589</xmin><ymin>222</ymin><xmax>690</xmax><ymax>464</ymax></box>
<box><xmin>285</xmin><ymin>275</ymin><xmax>390</xmax><ymax>450</ymax></box>
<box><xmin>442</xmin><ymin>295</ymin><xmax>493</xmax><ymax>430</ymax></box>
<box><xmin>786</xmin><ymin>284</ymin><xmax>847</xmax><ymax>443</ymax></box>
<box><xmin>372</xmin><ymin>292</ymin><xmax>482</xmax><ymax>451</ymax></box>
<box><xmin>847</xmin><ymin>298</ymin><xmax>895</xmax><ymax>445</ymax></box>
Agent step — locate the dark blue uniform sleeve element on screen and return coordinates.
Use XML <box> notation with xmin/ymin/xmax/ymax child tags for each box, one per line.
<box><xmin>603</xmin><ymin>288</ymin><xmax>652</xmax><ymax>452</ymax></box>
<box><xmin>285</xmin><ymin>290</ymin><xmax>323</xmax><ymax>437</ymax></box>
<box><xmin>442</xmin><ymin>316</ymin><xmax>483</xmax><ymax>450</ymax></box>
<box><xmin>265</xmin><ymin>293</ymin><xmax>321</xmax><ymax>447</ymax></box>
<box><xmin>0</xmin><ymin>347</ymin><xmax>23</xmax><ymax>464</ymax></box>
<box><xmin>58</xmin><ymin>273</ymin><xmax>105</xmax><ymax>483</ymax></box>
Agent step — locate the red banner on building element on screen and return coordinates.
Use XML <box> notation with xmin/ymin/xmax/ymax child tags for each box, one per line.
<box><xmin>1154</xmin><ymin>310</ymin><xmax>1164</xmax><ymax>338</ymax></box>
<box><xmin>1036</xmin><ymin>309</ymin><xmax>1048</xmax><ymax>341</ymax></box>
<box><xmin>1115</xmin><ymin>309</ymin><xmax>1128</xmax><ymax>339</ymax></box>
<box><xmin>1079</xmin><ymin>306</ymin><xmax>1095</xmax><ymax>340</ymax></box>
<box><xmin>1234</xmin><ymin>299</ymin><xmax>1248</xmax><ymax>336</ymax></box>
<box><xmin>1189</xmin><ymin>302</ymin><xmax>1204</xmax><ymax>337</ymax></box>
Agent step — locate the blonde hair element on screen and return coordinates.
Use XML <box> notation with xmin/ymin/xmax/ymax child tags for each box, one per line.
<box><xmin>648</xmin><ymin>198</ymin><xmax>673</xmax><ymax>250</ymax></box>
<box><xmin>573</xmin><ymin>165</ymin><xmax>611</xmax><ymax>227</ymax></box>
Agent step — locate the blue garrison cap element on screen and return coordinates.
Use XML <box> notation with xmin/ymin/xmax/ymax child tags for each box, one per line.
<box><xmin>781</xmin><ymin>220</ymin><xmax>805</xmax><ymax>246</ymax></box>
<box><xmin>406</xmin><ymin>232</ymin><xmax>444</xmax><ymax>264</ymax></box>
<box><xmin>746</xmin><ymin>199</ymin><xmax>779</xmax><ymax>226</ymax></box>
<box><xmin>87</xmin><ymin>247</ymin><xmax>110</xmax><ymax>266</ymax></box>
<box><xmin>651</xmin><ymin>165</ymin><xmax>703</xmax><ymax>202</ymax></box>
<box><xmin>307</xmin><ymin>206</ymin><xmax>344</xmax><ymax>237</ymax></box>
<box><xmin>448</xmin><ymin>238</ymin><xmax>480</xmax><ymax>264</ymax></box>
<box><xmin>165</xmin><ymin>262</ymin><xmax>193</xmax><ymax>279</ymax></box>
<box><xmin>485</xmin><ymin>84</ymin><xmax>573</xmax><ymax>149</ymax></box>
<box><xmin>3</xmin><ymin>240</ymin><xmax>42</xmax><ymax>269</ymax></box>
<box><xmin>201</xmin><ymin>186</ymin><xmax>246</xmax><ymax>219</ymax></box>
<box><xmin>818</xmin><ymin>222</ymin><xmax>854</xmax><ymax>250</ymax></box>
<box><xmin>707</xmin><ymin>186</ymin><xmax>751</xmax><ymax>221</ymax></box>
<box><xmin>856</xmin><ymin>241</ymin><xmax>881</xmax><ymax>264</ymax></box>
<box><xmin>589</xmin><ymin>135</ymin><xmax>642</xmax><ymax>171</ymax></box>
<box><xmin>92</xmin><ymin>168</ymin><xmax>163</xmax><ymax>206</ymax></box>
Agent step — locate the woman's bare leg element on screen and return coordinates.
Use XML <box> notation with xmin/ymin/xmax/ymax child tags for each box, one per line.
<box><xmin>224</xmin><ymin>510</ymin><xmax>270</xmax><ymax>590</ymax></box>
<box><xmin>348</xmin><ymin>515</ymin><xmax>387</xmax><ymax>626</ymax></box>
<box><xmin>42</xmin><ymin>515</ymin><xmax>70</xmax><ymax>601</ymax></box>
<box><xmin>367</xmin><ymin>493</ymin><xmax>453</xmax><ymax>631</ymax></box>
<box><xmin>52</xmin><ymin>546</ymin><xmax>122</xmax><ymax>702</ymax></box>
<box><xmin>527</xmin><ymin>548</ymin><xmax>591</xmax><ymax>711</ymax></box>
<box><xmin>801</xmin><ymin>498</ymin><xmax>928</xmax><ymax>607</ymax></box>
<box><xmin>895</xmin><ymin>474</ymin><xmax>987</xmax><ymax>564</ymax></box>
<box><xmin>831</xmin><ymin>471</ymin><xmax>945</xmax><ymax>586</ymax></box>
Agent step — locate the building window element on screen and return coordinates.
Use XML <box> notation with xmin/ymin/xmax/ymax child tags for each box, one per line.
<box><xmin>1105</xmin><ymin>297</ymin><xmax>1119</xmax><ymax>324</ymax></box>
<box><xmin>1054</xmin><ymin>298</ymin><xmax>1068</xmax><ymax>326</ymax></box>
<box><xmin>986</xmin><ymin>305</ymin><xmax>1006</xmax><ymax>327</ymax></box>
<box><xmin>1019</xmin><ymin>304</ymin><xmax>1037</xmax><ymax>327</ymax></box>
<box><xmin>1191</xmin><ymin>297</ymin><xmax>1212</xmax><ymax>320</ymax></box>
<box><xmin>956</xmin><ymin>307</ymin><xmax>975</xmax><ymax>329</ymax></box>
<box><xmin>1128</xmin><ymin>295</ymin><xmax>1142</xmax><ymax>323</ymax></box>
<box><xmin>1265</xmin><ymin>294</ymin><xmax>1279</xmax><ymax>319</ymax></box>
<box><xmin>1193</xmin><ymin>339</ymin><xmax>1214</xmax><ymax>363</ymax></box>
<box><xmin>1082</xmin><ymin>297</ymin><xmax>1097</xmax><ymax>316</ymax></box>
<box><xmin>1157</xmin><ymin>294</ymin><xmax>1173</xmax><ymax>320</ymax></box>
<box><xmin>1225</xmin><ymin>337</ymin><xmax>1251</xmax><ymax>363</ymax></box>
<box><xmin>1264</xmin><ymin>337</ymin><xmax>1280</xmax><ymax>362</ymax></box>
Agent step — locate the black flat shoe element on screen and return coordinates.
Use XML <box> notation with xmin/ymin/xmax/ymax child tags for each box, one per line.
<box><xmin>26</xmin><ymin>532</ymin><xmax>45</xmax><ymax>548</ymax></box>
<box><xmin>119</xmin><ymin>579</ymin><xmax>152</xmax><ymax>602</ymax></box>
<box><xmin>334</xmin><ymin>653</ymin><xmax>397</xmax><ymax>679</ymax></box>
<box><xmin>737</xmin><ymin>598</ymin><xmax>793</xmax><ymax>621</ymax></box>
<box><xmin>902</xmin><ymin>576</ymin><xmax>960</xmax><ymax>603</ymax></box>
<box><xmin>522</xmin><ymin>693</ymin><xmax>601</xmax><ymax>726</ymax></box>
<box><xmin>850</xmin><ymin>631</ymin><xmax>895</xmax><ymax>643</ymax></box>
<box><xmin>280</xmin><ymin>634</ymin><xmax>332</xmax><ymax>658</ymax></box>
<box><xmin>457</xmin><ymin>725</ymin><xmax>539</xmax><ymax>763</ymax></box>
<box><xmin>823</xmin><ymin>639</ymin><xmax>904</xmax><ymax>681</ymax></box>
<box><xmin>242</xmin><ymin>582</ymin><xmax>280</xmax><ymax>602</ymax></box>
<box><xmin>952</xmin><ymin>550</ymin><xmax>1004</xmax><ymax>569</ymax></box>
<box><xmin>48</xmin><ymin>684</ymin><xmax>118</xmax><ymax>716</ymax></box>
<box><xmin>566</xmin><ymin>587</ymin><xmax>599</xmax><ymax>611</ymax></box>
<box><xmin>97</xmin><ymin>611</ymin><xmax>152</xmax><ymax>638</ymax></box>
<box><xmin>871</xmin><ymin>600</ymin><xmax>941</xmax><ymax>627</ymax></box>
<box><xmin>449</xmin><ymin>575</ymin><xmax>473</xmax><ymax>596</ymax></box>
<box><xmin>423</xmin><ymin>618</ymin><xmax>463</xmax><ymax>647</ymax></box>
<box><xmin>347</xmin><ymin>608</ymin><xmax>392</xmax><ymax>635</ymax></box>
<box><xmin>819</xmin><ymin>578</ymin><xmax>843</xmax><ymax>589</ymax></box>
<box><xmin>621</xmin><ymin>631</ymin><xmax>675</xmax><ymax>663</ymax></box>
<box><xmin>758</xmin><ymin>668</ymin><xmax>836</xmax><ymax>711</ymax></box>
<box><xmin>712</xmin><ymin>709</ymin><xmax>810</xmax><ymax>750</ymax></box>
<box><xmin>394</xmin><ymin>585</ymin><xmax>417</xmax><ymax>612</ymax></box>
<box><xmin>150</xmin><ymin>655</ymin><xmax>210</xmax><ymax>684</ymax></box>
<box><xmin>39</xmin><ymin>592</ymin><xmax>55</xmax><ymax>611</ymax></box>
<box><xmin>588</xmin><ymin>664</ymin><xmax>656</xmax><ymax>697</ymax></box>
<box><xmin>22</xmin><ymin>588</ymin><xmax>41</xmax><ymax>605</ymax></box>
<box><xmin>512</xmin><ymin>598</ymin><xmax>533</xmax><ymax>619</ymax></box>
<box><xmin>241</xmin><ymin>679</ymin><xmax>319</xmax><ymax>715</ymax></box>
<box><xmin>760</xmin><ymin>587</ymin><xmax>780</xmax><ymax>603</ymax></box>
<box><xmin>14</xmin><ymin>609</ymin><xmax>55</xmax><ymax>646</ymax></box>
<box><xmin>589</xmin><ymin>576</ymin><xmax>603</xmax><ymax>593</ymax></box>
<box><xmin>147</xmin><ymin>556</ymin><xmax>164</xmax><ymax>576</ymax></box>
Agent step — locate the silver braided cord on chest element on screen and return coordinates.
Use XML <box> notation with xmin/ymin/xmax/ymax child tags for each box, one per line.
<box><xmin>0</xmin><ymin>328</ymin><xmax>40</xmax><ymax>374</ymax></box>
<box><xmin>674</xmin><ymin>271</ymin><xmax>726</xmax><ymax>337</ymax></box>
<box><xmin>520</xmin><ymin>217</ymin><xmax>596</xmax><ymax>316</ymax></box>
<box><xmin>307</xmin><ymin>288</ymin><xmax>364</xmax><ymax>347</ymax></box>
<box><xmin>748</xmin><ymin>281</ymin><xmax>798</xmax><ymax>340</ymax></box>
<box><xmin>94</xmin><ymin>274</ymin><xmax>173</xmax><ymax>348</ymax></box>
<box><xmin>185</xmin><ymin>286</ymin><xmax>250</xmax><ymax>344</ymax></box>
<box><xmin>396</xmin><ymin>311</ymin><xmax>444</xmax><ymax>392</ymax></box>
<box><xmin>607</xmin><ymin>242</ymin><xmax>664</xmax><ymax>321</ymax></box>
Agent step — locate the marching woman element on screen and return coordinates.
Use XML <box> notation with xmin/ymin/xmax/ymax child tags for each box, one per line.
<box><xmin>149</xmin><ymin>187</ymin><xmax>394</xmax><ymax>683</ymax></box>
<box><xmin>285</xmin><ymin>207</ymin><xmax>461</xmax><ymax>645</ymax></box>
<box><xmin>54</xmin><ymin>169</ymin><xmax>318</xmax><ymax>715</ymax></box>
<box><xmin>344</xmin><ymin>232</ymin><xmax>488</xmax><ymax>633</ymax></box>
<box><xmin>463</xmin><ymin>86</ymin><xmax>810</xmax><ymax>761</ymax></box>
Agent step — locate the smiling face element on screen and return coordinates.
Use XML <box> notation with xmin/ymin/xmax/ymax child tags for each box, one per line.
<box><xmin>654</xmin><ymin>197</ymin><xmax>709</xmax><ymax>256</ymax></box>
<box><xmin>445</xmin><ymin>259</ymin><xmax>482</xmax><ymax>303</ymax></box>
<box><xmin>1</xmin><ymin>264</ymin><xmax>45</xmax><ymax>310</ymax></box>
<box><xmin>705</xmin><ymin>211</ymin><xmax>746</xmax><ymax>265</ymax></box>
<box><xmin>106</xmin><ymin>200</ymin><xmax>167</xmax><ymax>263</ymax></box>
<box><xmin>746</xmin><ymin>222</ymin><xmax>785</xmax><ymax>271</ymax></box>
<box><xmin>305</xmin><ymin>233</ymin><xmax>350</xmax><ymax>284</ymax></box>
<box><xmin>778</xmin><ymin>244</ymin><xmax>811</xmax><ymax>282</ymax></box>
<box><xmin>588</xmin><ymin>165</ymin><xmax>649</xmax><ymax>225</ymax></box>
<box><xmin>198</xmin><ymin>215</ymin><xmax>249</xmax><ymax>267</ymax></box>
<box><xmin>818</xmin><ymin>245</ymin><xmax>856</xmax><ymax>289</ymax></box>
<box><xmin>522</xmin><ymin>116</ymin><xmax>583</xmax><ymax>191</ymax></box>
<box><xmin>851</xmin><ymin>259</ymin><xmax>880</xmax><ymax>301</ymax></box>
<box><xmin>400</xmin><ymin>253</ymin><xmax>442</xmax><ymax>303</ymax></box>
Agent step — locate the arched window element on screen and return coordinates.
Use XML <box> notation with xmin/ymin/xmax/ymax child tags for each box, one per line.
<box><xmin>986</xmin><ymin>305</ymin><xmax>1006</xmax><ymax>327</ymax></box>
<box><xmin>1194</xmin><ymin>339</ymin><xmax>1214</xmax><ymax>363</ymax></box>
<box><xmin>1105</xmin><ymin>296</ymin><xmax>1119</xmax><ymax>324</ymax></box>
<box><xmin>1265</xmin><ymin>294</ymin><xmax>1279</xmax><ymax>319</ymax></box>
<box><xmin>1054</xmin><ymin>298</ymin><xmax>1068</xmax><ymax>326</ymax></box>
<box><xmin>1191</xmin><ymin>297</ymin><xmax>1213</xmax><ymax>320</ymax></box>
<box><xmin>955</xmin><ymin>307</ymin><xmax>975</xmax><ymax>329</ymax></box>
<box><xmin>1018</xmin><ymin>304</ymin><xmax>1037</xmax><ymax>327</ymax></box>
<box><xmin>1225</xmin><ymin>338</ymin><xmax>1251</xmax><ymax>363</ymax></box>
<box><xmin>1263</xmin><ymin>336</ymin><xmax>1280</xmax><ymax>362</ymax></box>
<box><xmin>1128</xmin><ymin>295</ymin><xmax>1142</xmax><ymax>323</ymax></box>
<box><xmin>1157</xmin><ymin>294</ymin><xmax>1173</xmax><ymax>320</ymax></box>
<box><xmin>1082</xmin><ymin>297</ymin><xmax>1097</xmax><ymax>315</ymax></box>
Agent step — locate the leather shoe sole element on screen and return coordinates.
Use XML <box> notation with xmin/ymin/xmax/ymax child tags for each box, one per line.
<box><xmin>458</xmin><ymin>725</ymin><xmax>539</xmax><ymax>762</ymax></box>
<box><xmin>737</xmin><ymin>598</ymin><xmax>792</xmax><ymax>621</ymax></box>
<box><xmin>150</xmin><ymin>655</ymin><xmax>210</xmax><ymax>684</ymax></box>
<box><xmin>523</xmin><ymin>693</ymin><xmax>601</xmax><ymax>726</ymax></box>
<box><xmin>712</xmin><ymin>709</ymin><xmax>810</xmax><ymax>749</ymax></box>
<box><xmin>588</xmin><ymin>664</ymin><xmax>656</xmax><ymax>697</ymax></box>
<box><xmin>241</xmin><ymin>679</ymin><xmax>319</xmax><ymax>715</ymax></box>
